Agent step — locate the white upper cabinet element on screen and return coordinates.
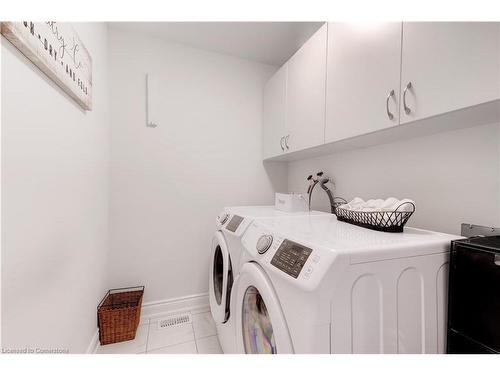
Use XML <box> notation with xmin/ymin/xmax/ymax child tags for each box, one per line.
<box><xmin>325</xmin><ymin>23</ymin><xmax>403</xmax><ymax>143</ymax></box>
<box><xmin>400</xmin><ymin>22</ymin><xmax>500</xmax><ymax>124</ymax></box>
<box><xmin>286</xmin><ymin>23</ymin><xmax>328</xmax><ymax>152</ymax></box>
<box><xmin>262</xmin><ymin>22</ymin><xmax>500</xmax><ymax>161</ymax></box>
<box><xmin>263</xmin><ymin>64</ymin><xmax>287</xmax><ymax>159</ymax></box>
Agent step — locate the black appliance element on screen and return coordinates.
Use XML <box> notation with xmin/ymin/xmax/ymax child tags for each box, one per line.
<box><xmin>447</xmin><ymin>236</ymin><xmax>500</xmax><ymax>354</ymax></box>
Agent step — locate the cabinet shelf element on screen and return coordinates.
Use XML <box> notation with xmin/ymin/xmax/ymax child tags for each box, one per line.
<box><xmin>263</xmin><ymin>98</ymin><xmax>500</xmax><ymax>162</ymax></box>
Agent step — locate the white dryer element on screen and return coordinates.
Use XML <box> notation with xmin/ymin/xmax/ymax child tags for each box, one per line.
<box><xmin>209</xmin><ymin>206</ymin><xmax>331</xmax><ymax>353</ymax></box>
<box><xmin>235</xmin><ymin>215</ymin><xmax>462</xmax><ymax>354</ymax></box>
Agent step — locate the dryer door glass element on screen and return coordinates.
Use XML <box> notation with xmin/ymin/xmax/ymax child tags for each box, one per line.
<box><xmin>242</xmin><ymin>286</ymin><xmax>277</xmax><ymax>354</ymax></box>
<box><xmin>213</xmin><ymin>245</ymin><xmax>224</xmax><ymax>305</ymax></box>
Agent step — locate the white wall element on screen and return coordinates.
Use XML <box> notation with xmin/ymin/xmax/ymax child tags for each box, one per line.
<box><xmin>1</xmin><ymin>23</ymin><xmax>109</xmax><ymax>353</ymax></box>
<box><xmin>108</xmin><ymin>27</ymin><xmax>285</xmax><ymax>303</ymax></box>
<box><xmin>288</xmin><ymin>122</ymin><xmax>500</xmax><ymax>235</ymax></box>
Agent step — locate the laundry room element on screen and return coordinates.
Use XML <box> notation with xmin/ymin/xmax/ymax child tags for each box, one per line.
<box><xmin>1</xmin><ymin>1</ymin><xmax>500</xmax><ymax>374</ymax></box>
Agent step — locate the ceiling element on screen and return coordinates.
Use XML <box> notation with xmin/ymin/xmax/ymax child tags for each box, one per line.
<box><xmin>110</xmin><ymin>22</ymin><xmax>325</xmax><ymax>66</ymax></box>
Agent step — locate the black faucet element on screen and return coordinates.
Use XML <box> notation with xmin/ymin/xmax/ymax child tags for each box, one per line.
<box><xmin>307</xmin><ymin>171</ymin><xmax>342</xmax><ymax>214</ymax></box>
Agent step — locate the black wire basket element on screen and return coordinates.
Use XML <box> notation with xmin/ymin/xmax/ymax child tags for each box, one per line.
<box><xmin>332</xmin><ymin>197</ymin><xmax>348</xmax><ymax>215</ymax></box>
<box><xmin>336</xmin><ymin>201</ymin><xmax>416</xmax><ymax>233</ymax></box>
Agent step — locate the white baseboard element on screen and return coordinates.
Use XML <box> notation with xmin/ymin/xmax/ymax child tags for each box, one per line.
<box><xmin>141</xmin><ymin>292</ymin><xmax>209</xmax><ymax>320</ymax></box>
<box><xmin>86</xmin><ymin>329</ymin><xmax>99</xmax><ymax>354</ymax></box>
<box><xmin>87</xmin><ymin>292</ymin><xmax>209</xmax><ymax>353</ymax></box>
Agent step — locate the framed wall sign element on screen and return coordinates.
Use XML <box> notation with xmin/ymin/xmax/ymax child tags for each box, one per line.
<box><xmin>1</xmin><ymin>21</ymin><xmax>92</xmax><ymax>111</ymax></box>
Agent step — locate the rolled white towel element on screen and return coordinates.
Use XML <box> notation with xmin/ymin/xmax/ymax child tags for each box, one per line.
<box><xmin>337</xmin><ymin>203</ymin><xmax>351</xmax><ymax>210</ymax></box>
<box><xmin>364</xmin><ymin>199</ymin><xmax>375</xmax><ymax>207</ymax></box>
<box><xmin>343</xmin><ymin>197</ymin><xmax>415</xmax><ymax>213</ymax></box>
<box><xmin>348</xmin><ymin>197</ymin><xmax>365</xmax><ymax>210</ymax></box>
<box><xmin>342</xmin><ymin>197</ymin><xmax>415</xmax><ymax>213</ymax></box>
<box><xmin>381</xmin><ymin>197</ymin><xmax>399</xmax><ymax>211</ymax></box>
<box><xmin>394</xmin><ymin>199</ymin><xmax>415</xmax><ymax>212</ymax></box>
<box><xmin>360</xmin><ymin>199</ymin><xmax>384</xmax><ymax>211</ymax></box>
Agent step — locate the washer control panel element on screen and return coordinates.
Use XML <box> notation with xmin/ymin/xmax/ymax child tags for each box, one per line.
<box><xmin>271</xmin><ymin>239</ymin><xmax>312</xmax><ymax>279</ymax></box>
<box><xmin>226</xmin><ymin>215</ymin><xmax>244</xmax><ymax>232</ymax></box>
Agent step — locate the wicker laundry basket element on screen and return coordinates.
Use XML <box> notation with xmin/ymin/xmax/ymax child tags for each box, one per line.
<box><xmin>97</xmin><ymin>286</ymin><xmax>144</xmax><ymax>345</ymax></box>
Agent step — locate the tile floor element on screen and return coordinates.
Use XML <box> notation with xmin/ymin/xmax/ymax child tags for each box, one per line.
<box><xmin>96</xmin><ymin>307</ymin><xmax>223</xmax><ymax>354</ymax></box>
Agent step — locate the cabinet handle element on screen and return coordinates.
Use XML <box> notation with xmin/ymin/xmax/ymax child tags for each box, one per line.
<box><xmin>280</xmin><ymin>136</ymin><xmax>285</xmax><ymax>151</ymax></box>
<box><xmin>403</xmin><ymin>81</ymin><xmax>412</xmax><ymax>115</ymax></box>
<box><xmin>494</xmin><ymin>254</ymin><xmax>500</xmax><ymax>266</ymax></box>
<box><xmin>386</xmin><ymin>89</ymin><xmax>395</xmax><ymax>120</ymax></box>
<box><xmin>285</xmin><ymin>135</ymin><xmax>290</xmax><ymax>150</ymax></box>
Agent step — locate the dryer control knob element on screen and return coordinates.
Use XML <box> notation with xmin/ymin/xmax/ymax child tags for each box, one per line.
<box><xmin>218</xmin><ymin>213</ymin><xmax>229</xmax><ymax>225</ymax></box>
<box><xmin>256</xmin><ymin>234</ymin><xmax>273</xmax><ymax>254</ymax></box>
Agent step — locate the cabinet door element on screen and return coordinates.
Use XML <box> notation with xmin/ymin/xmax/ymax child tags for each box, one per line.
<box><xmin>400</xmin><ymin>22</ymin><xmax>500</xmax><ymax>124</ymax></box>
<box><xmin>286</xmin><ymin>23</ymin><xmax>327</xmax><ymax>152</ymax></box>
<box><xmin>325</xmin><ymin>23</ymin><xmax>403</xmax><ymax>143</ymax></box>
<box><xmin>262</xmin><ymin>64</ymin><xmax>287</xmax><ymax>159</ymax></box>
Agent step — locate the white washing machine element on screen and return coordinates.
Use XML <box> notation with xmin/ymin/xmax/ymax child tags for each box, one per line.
<box><xmin>209</xmin><ymin>206</ymin><xmax>331</xmax><ymax>353</ymax></box>
<box><xmin>235</xmin><ymin>214</ymin><xmax>463</xmax><ymax>354</ymax></box>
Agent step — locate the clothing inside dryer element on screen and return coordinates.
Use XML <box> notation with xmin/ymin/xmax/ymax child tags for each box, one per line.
<box><xmin>242</xmin><ymin>286</ymin><xmax>276</xmax><ymax>354</ymax></box>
